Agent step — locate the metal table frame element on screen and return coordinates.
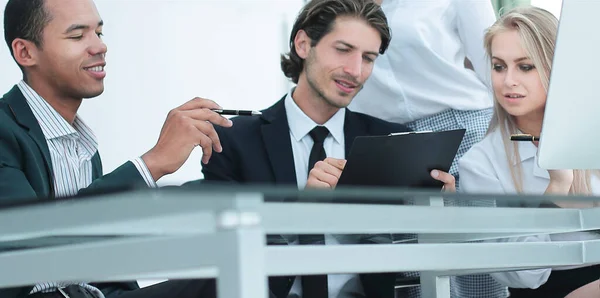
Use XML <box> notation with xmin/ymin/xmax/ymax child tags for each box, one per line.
<box><xmin>1</xmin><ymin>188</ymin><xmax>600</xmax><ymax>298</ymax></box>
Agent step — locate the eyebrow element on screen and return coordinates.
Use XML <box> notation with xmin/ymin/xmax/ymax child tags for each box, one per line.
<box><xmin>335</xmin><ymin>40</ymin><xmax>379</xmax><ymax>57</ymax></box>
<box><xmin>491</xmin><ymin>56</ymin><xmax>529</xmax><ymax>63</ymax></box>
<box><xmin>63</xmin><ymin>20</ymin><xmax>104</xmax><ymax>34</ymax></box>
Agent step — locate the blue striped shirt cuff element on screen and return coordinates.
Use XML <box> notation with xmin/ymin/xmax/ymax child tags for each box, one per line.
<box><xmin>131</xmin><ymin>157</ymin><xmax>158</xmax><ymax>188</ymax></box>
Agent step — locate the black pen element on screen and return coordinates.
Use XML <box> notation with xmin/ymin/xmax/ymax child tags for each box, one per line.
<box><xmin>510</xmin><ymin>134</ymin><xmax>540</xmax><ymax>142</ymax></box>
<box><xmin>211</xmin><ymin>109</ymin><xmax>262</xmax><ymax>116</ymax></box>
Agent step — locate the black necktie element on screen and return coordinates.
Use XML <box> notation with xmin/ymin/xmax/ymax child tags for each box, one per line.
<box><xmin>300</xmin><ymin>126</ymin><xmax>329</xmax><ymax>298</ymax></box>
<box><xmin>307</xmin><ymin>126</ymin><xmax>330</xmax><ymax>173</ymax></box>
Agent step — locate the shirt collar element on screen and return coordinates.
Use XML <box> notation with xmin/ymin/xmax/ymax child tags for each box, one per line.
<box><xmin>516</xmin><ymin>139</ymin><xmax>537</xmax><ymax>163</ymax></box>
<box><xmin>17</xmin><ymin>80</ymin><xmax>98</xmax><ymax>155</ymax></box>
<box><xmin>284</xmin><ymin>88</ymin><xmax>345</xmax><ymax>144</ymax></box>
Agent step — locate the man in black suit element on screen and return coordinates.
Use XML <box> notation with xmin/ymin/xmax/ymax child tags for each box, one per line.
<box><xmin>201</xmin><ymin>0</ymin><xmax>456</xmax><ymax>297</ymax></box>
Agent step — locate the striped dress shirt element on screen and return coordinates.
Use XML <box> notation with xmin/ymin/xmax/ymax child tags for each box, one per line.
<box><xmin>18</xmin><ymin>81</ymin><xmax>157</xmax><ymax>297</ymax></box>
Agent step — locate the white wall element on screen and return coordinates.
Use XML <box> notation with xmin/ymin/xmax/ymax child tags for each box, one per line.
<box><xmin>531</xmin><ymin>0</ymin><xmax>563</xmax><ymax>18</ymax></box>
<box><xmin>0</xmin><ymin>0</ymin><xmax>303</xmax><ymax>186</ymax></box>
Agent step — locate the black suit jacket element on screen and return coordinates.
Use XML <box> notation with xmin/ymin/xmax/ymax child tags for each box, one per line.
<box><xmin>201</xmin><ymin>97</ymin><xmax>411</xmax><ymax>298</ymax></box>
<box><xmin>0</xmin><ymin>86</ymin><xmax>143</xmax><ymax>297</ymax></box>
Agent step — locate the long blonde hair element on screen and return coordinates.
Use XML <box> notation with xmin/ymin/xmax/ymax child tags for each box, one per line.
<box><xmin>484</xmin><ymin>6</ymin><xmax>594</xmax><ymax>194</ymax></box>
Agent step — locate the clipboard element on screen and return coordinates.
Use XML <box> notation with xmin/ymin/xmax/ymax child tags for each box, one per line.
<box><xmin>337</xmin><ymin>129</ymin><xmax>466</xmax><ymax>189</ymax></box>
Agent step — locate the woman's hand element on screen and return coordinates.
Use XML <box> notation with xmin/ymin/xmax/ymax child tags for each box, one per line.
<box><xmin>546</xmin><ymin>169</ymin><xmax>574</xmax><ymax>196</ymax></box>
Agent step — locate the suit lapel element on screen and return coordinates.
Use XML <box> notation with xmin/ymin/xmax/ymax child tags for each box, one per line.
<box><xmin>91</xmin><ymin>152</ymin><xmax>103</xmax><ymax>180</ymax></box>
<box><xmin>4</xmin><ymin>85</ymin><xmax>55</xmax><ymax>196</ymax></box>
<box><xmin>343</xmin><ymin>109</ymin><xmax>369</xmax><ymax>157</ymax></box>
<box><xmin>260</xmin><ymin>98</ymin><xmax>297</xmax><ymax>184</ymax></box>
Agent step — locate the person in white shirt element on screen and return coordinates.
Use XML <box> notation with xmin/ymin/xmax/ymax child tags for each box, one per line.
<box><xmin>347</xmin><ymin>1</ymin><xmax>502</xmax><ymax>297</ymax></box>
<box><xmin>349</xmin><ymin>0</ymin><xmax>497</xmax><ymax>187</ymax></box>
<box><xmin>459</xmin><ymin>6</ymin><xmax>600</xmax><ymax>298</ymax></box>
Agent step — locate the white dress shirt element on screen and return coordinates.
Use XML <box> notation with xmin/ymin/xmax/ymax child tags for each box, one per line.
<box><xmin>18</xmin><ymin>81</ymin><xmax>156</xmax><ymax>297</ymax></box>
<box><xmin>284</xmin><ymin>91</ymin><xmax>365</xmax><ymax>298</ymax></box>
<box><xmin>349</xmin><ymin>0</ymin><xmax>496</xmax><ymax>124</ymax></box>
<box><xmin>459</xmin><ymin>127</ymin><xmax>600</xmax><ymax>289</ymax></box>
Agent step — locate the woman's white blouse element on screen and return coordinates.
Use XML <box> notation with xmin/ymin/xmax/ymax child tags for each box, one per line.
<box><xmin>459</xmin><ymin>127</ymin><xmax>600</xmax><ymax>289</ymax></box>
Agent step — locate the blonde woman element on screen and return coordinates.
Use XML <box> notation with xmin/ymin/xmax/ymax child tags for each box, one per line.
<box><xmin>459</xmin><ymin>6</ymin><xmax>600</xmax><ymax>298</ymax></box>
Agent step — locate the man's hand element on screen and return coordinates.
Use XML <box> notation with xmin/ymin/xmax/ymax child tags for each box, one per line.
<box><xmin>431</xmin><ymin>170</ymin><xmax>456</xmax><ymax>192</ymax></box>
<box><xmin>142</xmin><ymin>97</ymin><xmax>233</xmax><ymax>181</ymax></box>
<box><xmin>306</xmin><ymin>158</ymin><xmax>347</xmax><ymax>189</ymax></box>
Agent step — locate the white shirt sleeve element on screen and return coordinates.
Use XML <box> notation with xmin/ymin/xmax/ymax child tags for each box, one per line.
<box><xmin>488</xmin><ymin>234</ymin><xmax>552</xmax><ymax>289</ymax></box>
<box><xmin>131</xmin><ymin>157</ymin><xmax>158</xmax><ymax>188</ymax></box>
<box><xmin>453</xmin><ymin>0</ymin><xmax>497</xmax><ymax>85</ymax></box>
<box><xmin>459</xmin><ymin>148</ymin><xmax>552</xmax><ymax>289</ymax></box>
